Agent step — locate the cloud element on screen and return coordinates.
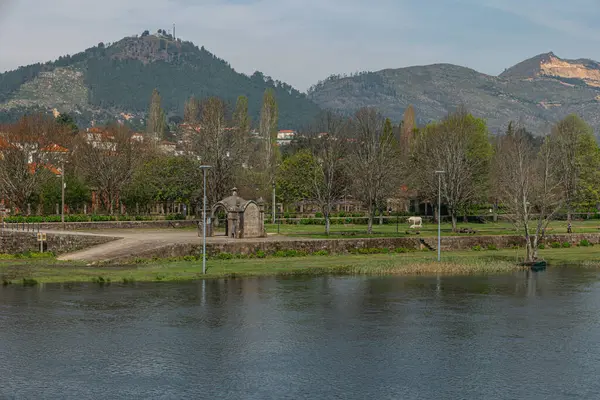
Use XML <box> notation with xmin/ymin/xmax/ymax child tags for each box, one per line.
<box><xmin>1</xmin><ymin>0</ymin><xmax>600</xmax><ymax>91</ymax></box>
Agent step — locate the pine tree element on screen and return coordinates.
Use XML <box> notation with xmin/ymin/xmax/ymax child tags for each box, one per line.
<box><xmin>147</xmin><ymin>88</ymin><xmax>166</xmax><ymax>140</ymax></box>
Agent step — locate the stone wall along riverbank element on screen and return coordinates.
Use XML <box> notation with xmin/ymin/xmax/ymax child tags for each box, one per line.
<box><xmin>116</xmin><ymin>233</ymin><xmax>600</xmax><ymax>262</ymax></box>
<box><xmin>0</xmin><ymin>231</ymin><xmax>119</xmax><ymax>255</ymax></box>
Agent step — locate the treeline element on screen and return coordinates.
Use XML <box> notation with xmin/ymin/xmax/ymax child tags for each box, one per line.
<box><xmin>276</xmin><ymin>106</ymin><xmax>600</xmax><ymax>262</ymax></box>
<box><xmin>2</xmin><ymin>95</ymin><xmax>600</xmax><ymax>262</ymax></box>
<box><xmin>0</xmin><ymin>88</ymin><xmax>282</xmax><ymax>217</ymax></box>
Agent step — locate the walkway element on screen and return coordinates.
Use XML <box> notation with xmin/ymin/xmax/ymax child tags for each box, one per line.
<box><xmin>53</xmin><ymin>229</ymin><xmax>310</xmax><ymax>263</ymax></box>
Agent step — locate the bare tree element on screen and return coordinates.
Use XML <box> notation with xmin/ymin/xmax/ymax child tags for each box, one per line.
<box><xmin>0</xmin><ymin>114</ymin><xmax>70</xmax><ymax>212</ymax></box>
<box><xmin>307</xmin><ymin>111</ymin><xmax>350</xmax><ymax>235</ymax></box>
<box><xmin>348</xmin><ymin>108</ymin><xmax>400</xmax><ymax>234</ymax></box>
<box><xmin>259</xmin><ymin>88</ymin><xmax>279</xmax><ymax>194</ymax></box>
<box><xmin>75</xmin><ymin>124</ymin><xmax>145</xmax><ymax>215</ymax></box>
<box><xmin>400</xmin><ymin>104</ymin><xmax>416</xmax><ymax>154</ymax></box>
<box><xmin>194</xmin><ymin>97</ymin><xmax>248</xmax><ymax>204</ymax></box>
<box><xmin>494</xmin><ymin>123</ymin><xmax>564</xmax><ymax>262</ymax></box>
<box><xmin>410</xmin><ymin>109</ymin><xmax>492</xmax><ymax>230</ymax></box>
<box><xmin>183</xmin><ymin>96</ymin><xmax>201</xmax><ymax>124</ymax></box>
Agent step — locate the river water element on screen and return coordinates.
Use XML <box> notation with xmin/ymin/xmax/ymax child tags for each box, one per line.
<box><xmin>2</xmin><ymin>269</ymin><xmax>600</xmax><ymax>399</ymax></box>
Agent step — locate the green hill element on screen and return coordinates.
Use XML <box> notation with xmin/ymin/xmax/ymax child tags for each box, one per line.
<box><xmin>0</xmin><ymin>31</ymin><xmax>320</xmax><ymax>129</ymax></box>
<box><xmin>308</xmin><ymin>54</ymin><xmax>600</xmax><ymax>134</ymax></box>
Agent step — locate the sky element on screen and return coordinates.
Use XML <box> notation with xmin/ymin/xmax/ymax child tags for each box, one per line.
<box><xmin>2</xmin><ymin>0</ymin><xmax>600</xmax><ymax>91</ymax></box>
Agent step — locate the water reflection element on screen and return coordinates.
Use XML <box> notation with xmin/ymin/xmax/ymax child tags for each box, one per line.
<box><xmin>1</xmin><ymin>268</ymin><xmax>600</xmax><ymax>399</ymax></box>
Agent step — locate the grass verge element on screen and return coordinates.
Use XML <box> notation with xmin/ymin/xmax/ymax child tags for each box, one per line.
<box><xmin>1</xmin><ymin>246</ymin><xmax>599</xmax><ymax>285</ymax></box>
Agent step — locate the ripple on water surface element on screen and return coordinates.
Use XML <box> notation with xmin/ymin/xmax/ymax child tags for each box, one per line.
<box><xmin>1</xmin><ymin>270</ymin><xmax>600</xmax><ymax>399</ymax></box>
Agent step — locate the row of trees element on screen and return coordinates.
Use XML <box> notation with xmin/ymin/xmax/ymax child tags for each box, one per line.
<box><xmin>2</xmin><ymin>92</ymin><xmax>600</xmax><ymax>262</ymax></box>
<box><xmin>276</xmin><ymin>109</ymin><xmax>600</xmax><ymax>262</ymax></box>
<box><xmin>0</xmin><ymin>87</ymin><xmax>282</xmax><ymax>216</ymax></box>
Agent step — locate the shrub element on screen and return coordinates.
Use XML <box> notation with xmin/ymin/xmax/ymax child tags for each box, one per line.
<box><xmin>313</xmin><ymin>250</ymin><xmax>329</xmax><ymax>256</ymax></box>
<box><xmin>472</xmin><ymin>245</ymin><xmax>483</xmax><ymax>251</ymax></box>
<box><xmin>91</xmin><ymin>214</ymin><xmax>113</xmax><ymax>222</ymax></box>
<box><xmin>486</xmin><ymin>244</ymin><xmax>498</xmax><ymax>251</ymax></box>
<box><xmin>217</xmin><ymin>253</ymin><xmax>233</xmax><ymax>260</ymax></box>
<box><xmin>394</xmin><ymin>247</ymin><xmax>410</xmax><ymax>253</ymax></box>
<box><xmin>562</xmin><ymin>242</ymin><xmax>571</xmax><ymax>248</ymax></box>
<box><xmin>550</xmin><ymin>242</ymin><xmax>561</xmax><ymax>249</ymax></box>
<box><xmin>579</xmin><ymin>239</ymin><xmax>593</xmax><ymax>247</ymax></box>
<box><xmin>255</xmin><ymin>250</ymin><xmax>266</xmax><ymax>259</ymax></box>
<box><xmin>538</xmin><ymin>244</ymin><xmax>546</xmax><ymax>250</ymax></box>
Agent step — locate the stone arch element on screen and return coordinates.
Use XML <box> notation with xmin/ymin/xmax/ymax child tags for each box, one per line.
<box><xmin>210</xmin><ymin>203</ymin><xmax>229</xmax><ymax>237</ymax></box>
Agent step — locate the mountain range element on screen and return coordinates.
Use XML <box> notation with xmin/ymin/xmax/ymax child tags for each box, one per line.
<box><xmin>2</xmin><ymin>31</ymin><xmax>600</xmax><ymax>135</ymax></box>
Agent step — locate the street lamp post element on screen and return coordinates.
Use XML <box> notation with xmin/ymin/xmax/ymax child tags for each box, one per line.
<box><xmin>200</xmin><ymin>165</ymin><xmax>212</xmax><ymax>274</ymax></box>
<box><xmin>60</xmin><ymin>161</ymin><xmax>65</xmax><ymax>229</ymax></box>
<box><xmin>435</xmin><ymin>170</ymin><xmax>445</xmax><ymax>262</ymax></box>
<box><xmin>272</xmin><ymin>182</ymin><xmax>276</xmax><ymax>225</ymax></box>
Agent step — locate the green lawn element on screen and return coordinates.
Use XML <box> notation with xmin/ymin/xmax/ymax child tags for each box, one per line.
<box><xmin>1</xmin><ymin>246</ymin><xmax>599</xmax><ymax>285</ymax></box>
<box><xmin>265</xmin><ymin>219</ymin><xmax>600</xmax><ymax>238</ymax></box>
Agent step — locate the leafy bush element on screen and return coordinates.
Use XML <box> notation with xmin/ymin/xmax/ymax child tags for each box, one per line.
<box><xmin>255</xmin><ymin>250</ymin><xmax>266</xmax><ymax>259</ymax></box>
<box><xmin>550</xmin><ymin>242</ymin><xmax>561</xmax><ymax>249</ymax></box>
<box><xmin>562</xmin><ymin>242</ymin><xmax>571</xmax><ymax>248</ymax></box>
<box><xmin>394</xmin><ymin>248</ymin><xmax>410</xmax><ymax>253</ymax></box>
<box><xmin>313</xmin><ymin>250</ymin><xmax>329</xmax><ymax>256</ymax></box>
<box><xmin>538</xmin><ymin>244</ymin><xmax>546</xmax><ymax>250</ymax></box>
<box><xmin>579</xmin><ymin>239</ymin><xmax>593</xmax><ymax>247</ymax></box>
<box><xmin>486</xmin><ymin>244</ymin><xmax>498</xmax><ymax>251</ymax></box>
<box><xmin>472</xmin><ymin>245</ymin><xmax>483</xmax><ymax>251</ymax></box>
<box><xmin>217</xmin><ymin>252</ymin><xmax>233</xmax><ymax>260</ymax></box>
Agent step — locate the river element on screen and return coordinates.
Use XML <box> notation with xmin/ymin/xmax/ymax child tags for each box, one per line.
<box><xmin>1</xmin><ymin>268</ymin><xmax>600</xmax><ymax>399</ymax></box>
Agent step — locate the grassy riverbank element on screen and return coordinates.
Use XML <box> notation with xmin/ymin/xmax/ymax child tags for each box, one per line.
<box><xmin>1</xmin><ymin>246</ymin><xmax>599</xmax><ymax>285</ymax></box>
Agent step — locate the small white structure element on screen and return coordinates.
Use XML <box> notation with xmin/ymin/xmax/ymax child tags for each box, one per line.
<box><xmin>408</xmin><ymin>216</ymin><xmax>423</xmax><ymax>229</ymax></box>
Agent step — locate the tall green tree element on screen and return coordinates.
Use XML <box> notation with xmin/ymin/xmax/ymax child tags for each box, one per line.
<box><xmin>550</xmin><ymin>114</ymin><xmax>600</xmax><ymax>220</ymax></box>
<box><xmin>55</xmin><ymin>113</ymin><xmax>79</xmax><ymax>134</ymax></box>
<box><xmin>411</xmin><ymin>109</ymin><xmax>493</xmax><ymax>231</ymax></box>
<box><xmin>276</xmin><ymin>150</ymin><xmax>317</xmax><ymax>208</ymax></box>
<box><xmin>147</xmin><ymin>88</ymin><xmax>166</xmax><ymax>140</ymax></box>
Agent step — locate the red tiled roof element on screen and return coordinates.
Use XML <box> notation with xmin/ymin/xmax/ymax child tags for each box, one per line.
<box><xmin>28</xmin><ymin>163</ymin><xmax>62</xmax><ymax>176</ymax></box>
<box><xmin>41</xmin><ymin>143</ymin><xmax>68</xmax><ymax>153</ymax></box>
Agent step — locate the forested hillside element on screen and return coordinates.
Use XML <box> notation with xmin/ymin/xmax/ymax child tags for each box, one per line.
<box><xmin>0</xmin><ymin>31</ymin><xmax>320</xmax><ymax>129</ymax></box>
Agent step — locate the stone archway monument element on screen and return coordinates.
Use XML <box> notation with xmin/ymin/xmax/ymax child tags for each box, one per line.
<box><xmin>207</xmin><ymin>188</ymin><xmax>266</xmax><ymax>239</ymax></box>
